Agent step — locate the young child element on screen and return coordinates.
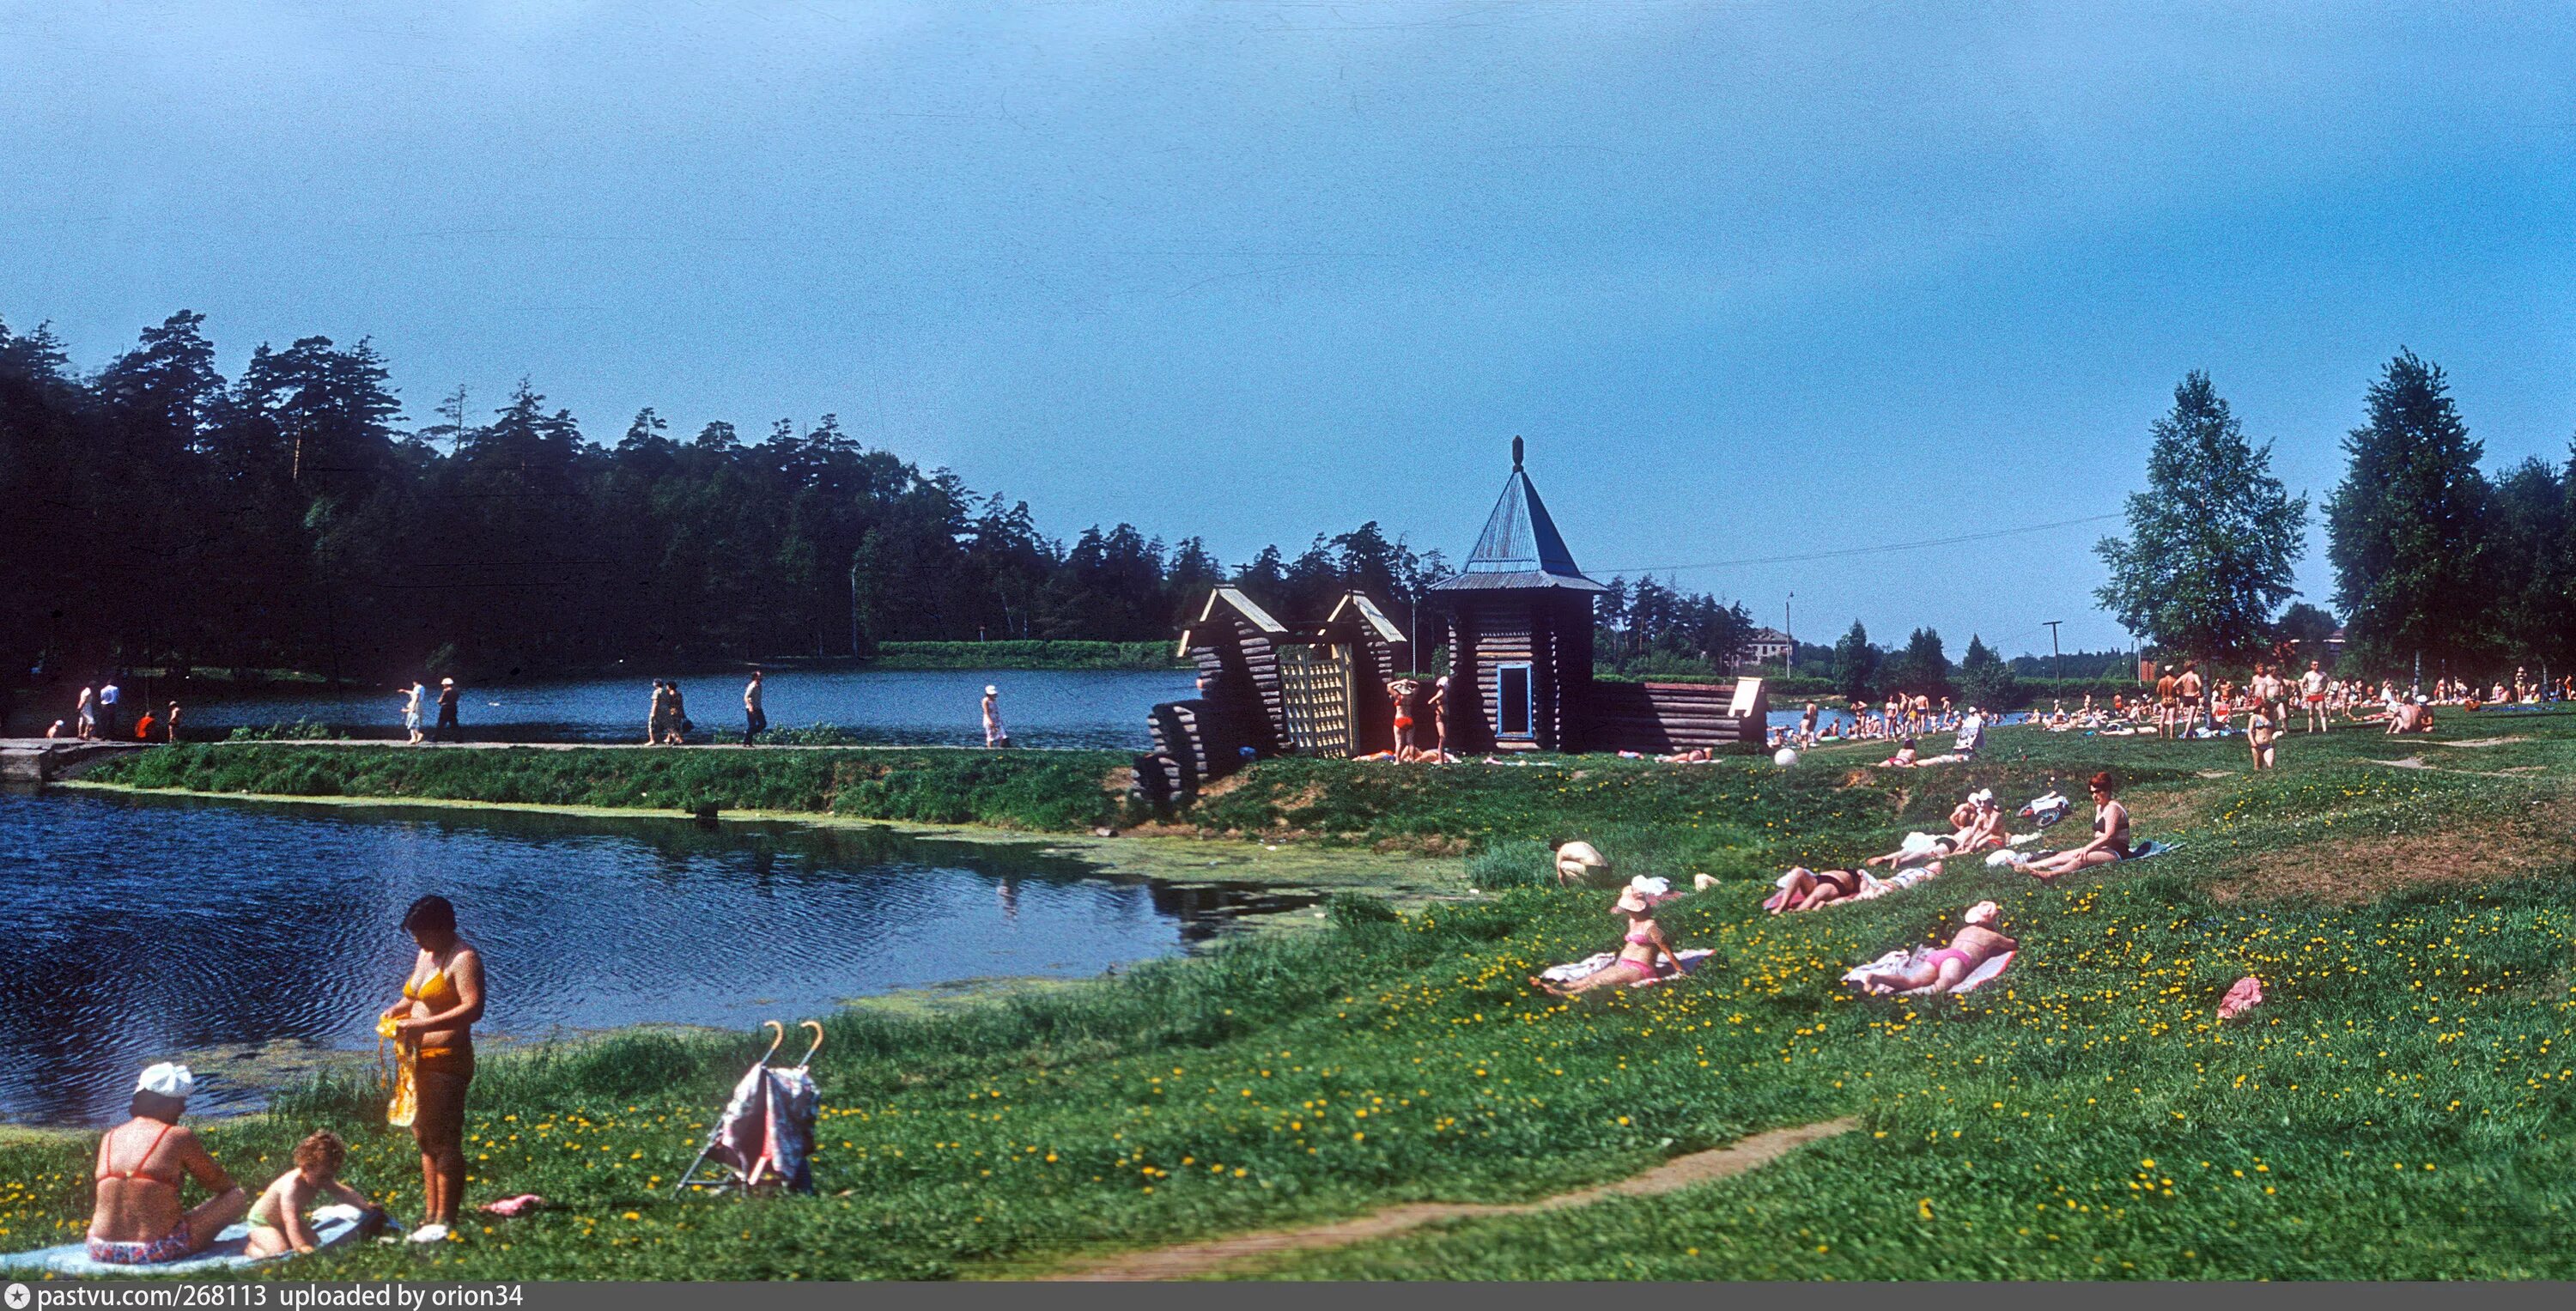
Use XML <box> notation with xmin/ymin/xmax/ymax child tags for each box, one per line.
<box><xmin>241</xmin><ymin>1131</ymin><xmax>382</xmax><ymax>1258</ymax></box>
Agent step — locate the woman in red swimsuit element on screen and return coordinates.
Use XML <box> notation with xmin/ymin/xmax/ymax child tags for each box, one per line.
<box><xmin>85</xmin><ymin>1063</ymin><xmax>248</xmax><ymax>1265</ymax></box>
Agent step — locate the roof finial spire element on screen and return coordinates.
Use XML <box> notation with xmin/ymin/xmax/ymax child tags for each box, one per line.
<box><xmin>1511</xmin><ymin>434</ymin><xmax>1523</xmax><ymax>470</ymax></box>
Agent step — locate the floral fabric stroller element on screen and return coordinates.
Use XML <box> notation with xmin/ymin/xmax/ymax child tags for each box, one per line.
<box><xmin>672</xmin><ymin>1021</ymin><xmax>822</xmax><ymax>1196</ymax></box>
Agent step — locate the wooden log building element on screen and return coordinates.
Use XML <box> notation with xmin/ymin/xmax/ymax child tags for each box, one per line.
<box><xmin>1426</xmin><ymin>437</ymin><xmax>1766</xmax><ymax>755</ymax></box>
<box><xmin>1132</xmin><ymin>438</ymin><xmax>1766</xmax><ymax>803</ymax></box>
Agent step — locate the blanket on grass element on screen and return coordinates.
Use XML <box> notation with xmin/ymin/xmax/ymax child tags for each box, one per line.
<box><xmin>1986</xmin><ymin>839</ymin><xmax>2174</xmax><ymax>869</ymax></box>
<box><xmin>1840</xmin><ymin>948</ymin><xmax>2017</xmax><ymax>997</ymax></box>
<box><xmin>0</xmin><ymin>1205</ymin><xmax>385</xmax><ymax>1278</ymax></box>
<box><xmin>1540</xmin><ymin>949</ymin><xmax>1715</xmax><ymax>988</ymax></box>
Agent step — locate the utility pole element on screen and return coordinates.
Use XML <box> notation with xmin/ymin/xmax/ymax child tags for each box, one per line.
<box><xmin>1783</xmin><ymin>593</ymin><xmax>1794</xmax><ymax>675</ymax></box>
<box><xmin>2044</xmin><ymin>620</ymin><xmax>2063</xmax><ymax>683</ymax></box>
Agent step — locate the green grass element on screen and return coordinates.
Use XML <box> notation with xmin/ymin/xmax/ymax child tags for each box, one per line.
<box><xmin>869</xmin><ymin>640</ymin><xmax>1187</xmax><ymax>671</ymax></box>
<box><xmin>12</xmin><ymin>710</ymin><xmax>2576</xmax><ymax>1278</ymax></box>
<box><xmin>87</xmin><ymin>744</ymin><xmax>1136</xmax><ymax>832</ymax></box>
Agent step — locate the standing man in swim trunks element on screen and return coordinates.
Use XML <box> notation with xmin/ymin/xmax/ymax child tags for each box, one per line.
<box><xmin>2175</xmin><ymin>661</ymin><xmax>2204</xmax><ymax>737</ymax></box>
<box><xmin>742</xmin><ymin>668</ymin><xmax>767</xmax><ymax>745</ymax></box>
<box><xmin>2154</xmin><ymin>665</ymin><xmax>2178</xmax><ymax>739</ymax></box>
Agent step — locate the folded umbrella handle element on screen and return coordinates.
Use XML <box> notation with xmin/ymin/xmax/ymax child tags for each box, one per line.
<box><xmin>795</xmin><ymin>1020</ymin><xmax>823</xmax><ymax>1069</ymax></box>
<box><xmin>758</xmin><ymin>1020</ymin><xmax>786</xmax><ymax>1066</ymax></box>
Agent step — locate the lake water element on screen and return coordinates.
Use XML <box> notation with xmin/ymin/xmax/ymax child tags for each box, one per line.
<box><xmin>11</xmin><ymin>667</ymin><xmax>1196</xmax><ymax>750</ymax></box>
<box><xmin>0</xmin><ymin>788</ymin><xmax>1307</xmax><ymax>1126</ymax></box>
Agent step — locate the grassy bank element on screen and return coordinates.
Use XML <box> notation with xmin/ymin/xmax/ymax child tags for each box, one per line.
<box><xmin>12</xmin><ymin>711</ymin><xmax>2576</xmax><ymax>1278</ymax></box>
<box><xmin>86</xmin><ymin>744</ymin><xmax>1136</xmax><ymax>833</ymax></box>
<box><xmin>869</xmin><ymin>640</ymin><xmax>1186</xmax><ymax>671</ymax></box>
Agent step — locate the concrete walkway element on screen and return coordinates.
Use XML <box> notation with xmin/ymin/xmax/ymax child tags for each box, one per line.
<box><xmin>0</xmin><ymin>738</ymin><xmax>151</xmax><ymax>783</ymax></box>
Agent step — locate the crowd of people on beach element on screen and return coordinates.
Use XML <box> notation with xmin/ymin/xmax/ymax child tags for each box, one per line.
<box><xmin>1532</xmin><ymin>769</ymin><xmax>2140</xmax><ymax>999</ymax></box>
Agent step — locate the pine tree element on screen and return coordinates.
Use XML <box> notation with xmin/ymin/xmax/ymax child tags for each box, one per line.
<box><xmin>1889</xmin><ymin>628</ymin><xmax>1952</xmax><ymax>698</ymax></box>
<box><xmin>1955</xmin><ymin>634</ymin><xmax>2018</xmax><ymax>709</ymax></box>
<box><xmin>2095</xmin><ymin>371</ymin><xmax>2309</xmax><ymax>663</ymax></box>
<box><xmin>1831</xmin><ymin>621</ymin><xmax>1877</xmax><ymax>702</ymax></box>
<box><xmin>2325</xmin><ymin>350</ymin><xmax>2491</xmax><ymax>674</ymax></box>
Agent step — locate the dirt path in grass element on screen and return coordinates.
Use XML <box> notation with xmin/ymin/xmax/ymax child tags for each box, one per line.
<box><xmin>1042</xmin><ymin>1117</ymin><xmax>1859</xmax><ymax>1281</ymax></box>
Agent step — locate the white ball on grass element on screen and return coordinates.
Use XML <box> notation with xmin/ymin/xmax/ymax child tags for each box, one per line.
<box><xmin>1772</xmin><ymin>748</ymin><xmax>1800</xmax><ymax>768</ymax></box>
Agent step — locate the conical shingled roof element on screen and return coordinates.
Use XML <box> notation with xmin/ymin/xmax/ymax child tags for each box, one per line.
<box><xmin>1429</xmin><ymin>436</ymin><xmax>1608</xmax><ymax>592</ymax></box>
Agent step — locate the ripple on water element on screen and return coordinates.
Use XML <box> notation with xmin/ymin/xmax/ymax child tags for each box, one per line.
<box><xmin>0</xmin><ymin>789</ymin><xmax>1296</xmax><ymax>1126</ymax></box>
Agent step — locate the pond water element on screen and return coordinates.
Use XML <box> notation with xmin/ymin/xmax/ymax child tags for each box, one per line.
<box><xmin>0</xmin><ymin>788</ymin><xmax>1307</xmax><ymax>1127</ymax></box>
<box><xmin>10</xmin><ymin>667</ymin><xmax>1196</xmax><ymax>750</ymax></box>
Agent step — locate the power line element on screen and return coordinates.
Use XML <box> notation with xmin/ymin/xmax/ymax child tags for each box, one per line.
<box><xmin>1595</xmin><ymin>512</ymin><xmax>2122</xmax><ymax>576</ymax></box>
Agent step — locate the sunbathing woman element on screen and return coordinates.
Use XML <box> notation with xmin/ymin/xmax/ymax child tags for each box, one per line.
<box><xmin>1847</xmin><ymin>901</ymin><xmax>2017</xmax><ymax>994</ymax></box>
<box><xmin>1530</xmin><ymin>882</ymin><xmax>1692</xmax><ymax>995</ymax></box>
<box><xmin>85</xmin><ymin>1064</ymin><xmax>248</xmax><ymax>1265</ymax></box>
<box><xmin>1771</xmin><ymin>861</ymin><xmax>1943</xmax><ymax>913</ymax></box>
<box><xmin>1953</xmin><ymin>791</ymin><xmax>2008</xmax><ymax>853</ymax></box>
<box><xmin>2015</xmin><ymin>772</ymin><xmax>2129</xmax><ymax>879</ymax></box>
<box><xmin>1881</xmin><ymin>737</ymin><xmax>1919</xmax><ymax>768</ymax></box>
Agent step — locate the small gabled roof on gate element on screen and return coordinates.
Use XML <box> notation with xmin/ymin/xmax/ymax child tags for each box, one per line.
<box><xmin>1327</xmin><ymin>592</ymin><xmax>1410</xmax><ymax>646</ymax></box>
<box><xmin>1176</xmin><ymin>586</ymin><xmax>1289</xmax><ymax>657</ymax></box>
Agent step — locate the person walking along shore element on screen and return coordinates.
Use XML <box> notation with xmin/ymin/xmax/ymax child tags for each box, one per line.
<box><xmin>981</xmin><ymin>684</ymin><xmax>1009</xmax><ymax>749</ymax></box>
<box><xmin>743</xmin><ymin>669</ymin><xmax>767</xmax><ymax>745</ymax></box>
<box><xmin>432</xmin><ymin>677</ymin><xmax>460</xmax><ymax>744</ymax></box>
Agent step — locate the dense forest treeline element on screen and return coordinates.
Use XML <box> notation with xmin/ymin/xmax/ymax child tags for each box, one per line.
<box><xmin>0</xmin><ymin>311</ymin><xmax>1759</xmax><ymax>691</ymax></box>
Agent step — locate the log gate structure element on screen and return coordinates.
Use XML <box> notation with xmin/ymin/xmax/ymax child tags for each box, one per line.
<box><xmin>1130</xmin><ymin>438</ymin><xmax>1765</xmax><ymax>804</ymax></box>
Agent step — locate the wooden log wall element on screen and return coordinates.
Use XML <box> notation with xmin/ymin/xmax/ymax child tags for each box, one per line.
<box><xmin>1583</xmin><ymin>681</ymin><xmax>1770</xmax><ymax>753</ymax></box>
<box><xmin>1186</xmin><ymin>612</ymin><xmax>1284</xmax><ymax>756</ymax></box>
<box><xmin>1439</xmin><ymin>592</ymin><xmax>1596</xmax><ymax>752</ymax></box>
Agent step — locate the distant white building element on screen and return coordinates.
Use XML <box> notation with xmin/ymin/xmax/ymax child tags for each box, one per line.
<box><xmin>1744</xmin><ymin>627</ymin><xmax>1794</xmax><ymax>665</ymax></box>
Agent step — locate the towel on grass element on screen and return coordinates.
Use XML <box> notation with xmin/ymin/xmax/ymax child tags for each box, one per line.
<box><xmin>1764</xmin><ymin>862</ymin><xmax>1941</xmax><ymax>913</ymax></box>
<box><xmin>1988</xmin><ymin>840</ymin><xmax>2175</xmax><ymax>869</ymax></box>
<box><xmin>1540</xmin><ymin>949</ymin><xmax>1715</xmax><ymax>988</ymax></box>
<box><xmin>0</xmin><ymin>1205</ymin><xmax>385</xmax><ymax>1278</ymax></box>
<box><xmin>1840</xmin><ymin>948</ymin><xmax>2017</xmax><ymax>997</ymax></box>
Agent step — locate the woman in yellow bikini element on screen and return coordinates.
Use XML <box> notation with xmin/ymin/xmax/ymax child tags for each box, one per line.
<box><xmin>380</xmin><ymin>895</ymin><xmax>485</xmax><ymax>1244</ymax></box>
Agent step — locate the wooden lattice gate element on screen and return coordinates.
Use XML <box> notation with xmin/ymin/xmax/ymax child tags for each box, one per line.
<box><xmin>1276</xmin><ymin>643</ymin><xmax>1355</xmax><ymax>756</ymax></box>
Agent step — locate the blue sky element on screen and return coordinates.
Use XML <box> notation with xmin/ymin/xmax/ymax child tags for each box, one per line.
<box><xmin>6</xmin><ymin>2</ymin><xmax>2573</xmax><ymax>654</ymax></box>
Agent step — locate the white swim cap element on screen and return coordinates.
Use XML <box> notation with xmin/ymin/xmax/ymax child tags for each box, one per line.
<box><xmin>136</xmin><ymin>1062</ymin><xmax>194</xmax><ymax>1101</ymax></box>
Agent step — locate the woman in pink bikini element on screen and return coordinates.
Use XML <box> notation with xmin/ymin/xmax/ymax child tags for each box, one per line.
<box><xmin>1530</xmin><ymin>881</ymin><xmax>1693</xmax><ymax>995</ymax></box>
<box><xmin>83</xmin><ymin>1064</ymin><xmax>249</xmax><ymax>1265</ymax></box>
<box><xmin>1849</xmin><ymin>901</ymin><xmax>2017</xmax><ymax>994</ymax></box>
